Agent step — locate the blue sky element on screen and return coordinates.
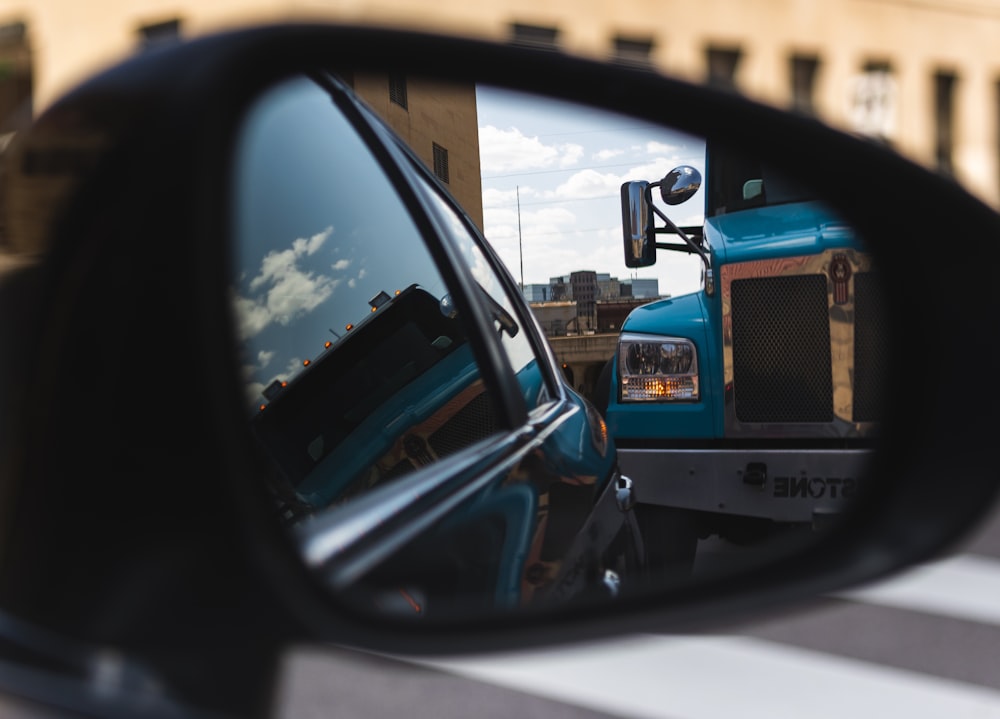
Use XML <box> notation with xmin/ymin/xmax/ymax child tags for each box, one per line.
<box><xmin>475</xmin><ymin>85</ymin><xmax>707</xmax><ymax>298</ymax></box>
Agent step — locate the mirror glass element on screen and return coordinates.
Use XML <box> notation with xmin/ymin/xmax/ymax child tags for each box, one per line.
<box><xmin>229</xmin><ymin>70</ymin><xmax>884</xmax><ymax>621</ymax></box>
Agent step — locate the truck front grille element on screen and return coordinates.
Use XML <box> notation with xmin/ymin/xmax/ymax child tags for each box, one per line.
<box><xmin>724</xmin><ymin>250</ymin><xmax>884</xmax><ymax>431</ymax></box>
<box><xmin>731</xmin><ymin>274</ymin><xmax>834</xmax><ymax>423</ymax></box>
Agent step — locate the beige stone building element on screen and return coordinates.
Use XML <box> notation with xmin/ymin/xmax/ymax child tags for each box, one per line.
<box><xmin>0</xmin><ymin>0</ymin><xmax>999</xmax><ymax>207</ymax></box>
<box><xmin>344</xmin><ymin>71</ymin><xmax>483</xmax><ymax>230</ymax></box>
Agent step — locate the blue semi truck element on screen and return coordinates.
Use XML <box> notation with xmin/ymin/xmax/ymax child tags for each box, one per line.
<box><xmin>596</xmin><ymin>145</ymin><xmax>885</xmax><ymax>568</ymax></box>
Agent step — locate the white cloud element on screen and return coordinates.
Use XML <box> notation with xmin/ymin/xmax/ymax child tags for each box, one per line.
<box><xmin>480</xmin><ymin>125</ymin><xmax>557</xmax><ymax>172</ymax></box>
<box><xmin>479</xmin><ymin>125</ymin><xmax>584</xmax><ymax>173</ymax></box>
<box><xmin>558</xmin><ymin>143</ymin><xmax>584</xmax><ymax>168</ymax></box>
<box><xmin>264</xmin><ymin>269</ymin><xmax>337</xmax><ymax>327</ymax></box>
<box><xmin>232</xmin><ymin>292</ymin><xmax>273</xmax><ymax>341</ymax></box>
<box><xmin>646</xmin><ymin>140</ymin><xmax>680</xmax><ymax>154</ymax></box>
<box><xmin>552</xmin><ymin>169</ymin><xmax>622</xmax><ymax>200</ymax></box>
<box><xmin>250</xmin><ymin>226</ymin><xmax>333</xmax><ymax>292</ymax></box>
<box><xmin>234</xmin><ymin>226</ymin><xmax>338</xmax><ymax>340</ymax></box>
<box><xmin>293</xmin><ymin>227</ymin><xmax>331</xmax><ymax>256</ymax></box>
<box><xmin>487</xmin><ymin>185</ymin><xmax>540</xmax><ymax>202</ymax></box>
<box><xmin>594</xmin><ymin>148</ymin><xmax>624</xmax><ymax>161</ymax></box>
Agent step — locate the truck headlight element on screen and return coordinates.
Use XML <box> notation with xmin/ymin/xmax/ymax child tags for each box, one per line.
<box><xmin>618</xmin><ymin>333</ymin><xmax>699</xmax><ymax>401</ymax></box>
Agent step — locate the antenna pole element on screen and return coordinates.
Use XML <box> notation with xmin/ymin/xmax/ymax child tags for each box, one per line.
<box><xmin>517</xmin><ymin>185</ymin><xmax>524</xmax><ymax>290</ymax></box>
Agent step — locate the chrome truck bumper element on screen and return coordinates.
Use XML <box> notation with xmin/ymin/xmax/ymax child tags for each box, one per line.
<box><xmin>617</xmin><ymin>447</ymin><xmax>874</xmax><ymax>524</ymax></box>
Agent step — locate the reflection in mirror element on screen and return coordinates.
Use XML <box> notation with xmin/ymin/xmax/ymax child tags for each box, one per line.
<box><xmin>231</xmin><ymin>77</ymin><xmax>500</xmax><ymax>520</ymax></box>
<box><xmin>229</xmin><ymin>70</ymin><xmax>885</xmax><ymax>622</ymax></box>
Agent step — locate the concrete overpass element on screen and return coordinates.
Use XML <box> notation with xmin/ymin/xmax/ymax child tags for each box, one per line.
<box><xmin>546</xmin><ymin>333</ymin><xmax>618</xmax><ymax>403</ymax></box>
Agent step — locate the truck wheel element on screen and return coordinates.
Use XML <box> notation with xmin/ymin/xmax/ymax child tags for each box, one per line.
<box><xmin>635</xmin><ymin>504</ymin><xmax>700</xmax><ymax>581</ymax></box>
<box><xmin>592</xmin><ymin>358</ymin><xmax>613</xmax><ymax>417</ymax></box>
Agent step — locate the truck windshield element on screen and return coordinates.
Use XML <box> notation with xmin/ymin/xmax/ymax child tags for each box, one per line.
<box><xmin>705</xmin><ymin>146</ymin><xmax>813</xmax><ymax>217</ymax></box>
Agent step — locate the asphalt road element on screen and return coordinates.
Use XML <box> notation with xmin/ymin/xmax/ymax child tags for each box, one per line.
<box><xmin>277</xmin><ymin>504</ymin><xmax>1000</xmax><ymax>718</ymax></box>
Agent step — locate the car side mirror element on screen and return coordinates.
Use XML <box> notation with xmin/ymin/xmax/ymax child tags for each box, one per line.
<box><xmin>2</xmin><ymin>26</ymin><xmax>999</xmax><ymax>694</ymax></box>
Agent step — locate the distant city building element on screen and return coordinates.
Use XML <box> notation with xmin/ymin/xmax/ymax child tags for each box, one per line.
<box><xmin>596</xmin><ymin>273</ymin><xmax>621</xmax><ymax>300</ymax></box>
<box><xmin>569</xmin><ymin>271</ymin><xmax>597</xmax><ymax>320</ymax></box>
<box><xmin>597</xmin><ymin>298</ymin><xmax>652</xmax><ymax>333</ymax></box>
<box><xmin>524</xmin><ymin>270</ymin><xmax>661</xmax><ymax>333</ymax></box>
<box><xmin>521</xmin><ymin>284</ymin><xmax>552</xmax><ymax>302</ymax></box>
<box><xmin>548</xmin><ymin>276</ymin><xmax>572</xmax><ymax>302</ymax></box>
<box><xmin>623</xmin><ymin>278</ymin><xmax>660</xmax><ymax>299</ymax></box>
<box><xmin>529</xmin><ymin>301</ymin><xmax>577</xmax><ymax>337</ymax></box>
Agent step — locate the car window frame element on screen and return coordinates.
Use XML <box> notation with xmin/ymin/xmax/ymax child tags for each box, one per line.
<box><xmin>316</xmin><ymin>69</ymin><xmax>558</xmax><ymax>430</ymax></box>
<box><xmin>351</xmin><ymin>91</ymin><xmax>569</xmax><ymax>411</ymax></box>
<box><xmin>397</xmin><ymin>144</ymin><xmax>570</xmax><ymax>419</ymax></box>
<box><xmin>276</xmin><ymin>71</ymin><xmax>600</xmax><ymax>587</ymax></box>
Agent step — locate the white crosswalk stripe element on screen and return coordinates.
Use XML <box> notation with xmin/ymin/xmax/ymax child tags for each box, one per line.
<box><xmin>396</xmin><ymin>550</ymin><xmax>1000</xmax><ymax>718</ymax></box>
<box><xmin>835</xmin><ymin>553</ymin><xmax>1000</xmax><ymax>626</ymax></box>
<box><xmin>413</xmin><ymin>633</ymin><xmax>1000</xmax><ymax>719</ymax></box>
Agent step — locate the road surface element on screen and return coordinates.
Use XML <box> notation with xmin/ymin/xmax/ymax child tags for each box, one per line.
<box><xmin>278</xmin><ymin>503</ymin><xmax>1000</xmax><ymax>718</ymax></box>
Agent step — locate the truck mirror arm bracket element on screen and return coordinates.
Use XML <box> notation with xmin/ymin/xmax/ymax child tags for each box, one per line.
<box><xmin>649</xmin><ymin>201</ymin><xmax>714</xmax><ymax>296</ymax></box>
<box><xmin>653</xmin><ymin>239</ymin><xmax>699</xmax><ymax>254</ymax></box>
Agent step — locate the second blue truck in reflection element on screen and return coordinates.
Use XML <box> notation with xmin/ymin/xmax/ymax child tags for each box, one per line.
<box><xmin>599</xmin><ymin>144</ymin><xmax>884</xmax><ymax>562</ymax></box>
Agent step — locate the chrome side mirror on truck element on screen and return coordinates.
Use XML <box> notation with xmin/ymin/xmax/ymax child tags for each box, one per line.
<box><xmin>621</xmin><ymin>165</ymin><xmax>703</xmax><ymax>268</ymax></box>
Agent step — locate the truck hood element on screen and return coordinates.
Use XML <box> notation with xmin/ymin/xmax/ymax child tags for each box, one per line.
<box><xmin>707</xmin><ymin>200</ymin><xmax>860</xmax><ymax>265</ymax></box>
<box><xmin>620</xmin><ymin>291</ymin><xmax>707</xmax><ymax>337</ymax></box>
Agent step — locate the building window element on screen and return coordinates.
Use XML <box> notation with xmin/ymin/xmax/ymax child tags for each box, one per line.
<box><xmin>138</xmin><ymin>19</ymin><xmax>181</xmax><ymax>50</ymax></box>
<box><xmin>706</xmin><ymin>46</ymin><xmax>742</xmax><ymax>90</ymax></box>
<box><xmin>0</xmin><ymin>21</ymin><xmax>32</xmax><ymax>134</ymax></box>
<box><xmin>850</xmin><ymin>60</ymin><xmax>897</xmax><ymax>142</ymax></box>
<box><xmin>433</xmin><ymin>143</ymin><xmax>449</xmax><ymax>184</ymax></box>
<box><xmin>790</xmin><ymin>54</ymin><xmax>820</xmax><ymax>114</ymax></box>
<box><xmin>934</xmin><ymin>70</ymin><xmax>958</xmax><ymax>176</ymax></box>
<box><xmin>613</xmin><ymin>36</ymin><xmax>654</xmax><ymax>67</ymax></box>
<box><xmin>389</xmin><ymin>72</ymin><xmax>407</xmax><ymax>110</ymax></box>
<box><xmin>510</xmin><ymin>23</ymin><xmax>559</xmax><ymax>49</ymax></box>
<box><xmin>0</xmin><ymin>21</ymin><xmax>25</xmax><ymax>46</ymax></box>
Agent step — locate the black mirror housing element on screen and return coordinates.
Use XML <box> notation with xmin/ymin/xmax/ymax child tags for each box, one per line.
<box><xmin>2</xmin><ymin>23</ymin><xmax>1000</xmax><ymax>717</ymax></box>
